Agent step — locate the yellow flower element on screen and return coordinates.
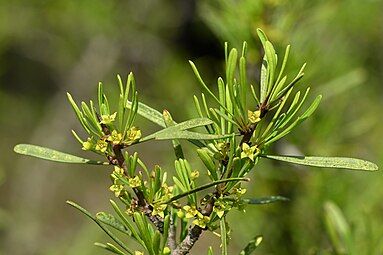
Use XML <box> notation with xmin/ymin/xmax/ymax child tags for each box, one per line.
<box><xmin>100</xmin><ymin>112</ymin><xmax>117</xmax><ymax>124</ymax></box>
<box><xmin>190</xmin><ymin>170</ymin><xmax>200</xmax><ymax>180</ymax></box>
<box><xmin>163</xmin><ymin>247</ymin><xmax>171</xmax><ymax>255</ymax></box>
<box><xmin>233</xmin><ymin>187</ymin><xmax>247</xmax><ymax>196</ymax></box>
<box><xmin>248</xmin><ymin>110</ymin><xmax>261</xmax><ymax>124</ymax></box>
<box><xmin>183</xmin><ymin>205</ymin><xmax>198</xmax><ymax>219</ymax></box>
<box><xmin>113</xmin><ymin>166</ymin><xmax>124</xmax><ymax>175</ymax></box>
<box><xmin>125</xmin><ymin>126</ymin><xmax>142</xmax><ymax>145</ymax></box>
<box><xmin>125</xmin><ymin>207</ymin><xmax>134</xmax><ymax>216</ymax></box>
<box><xmin>128</xmin><ymin>176</ymin><xmax>141</xmax><ymax>188</ymax></box>
<box><xmin>134</xmin><ymin>251</ymin><xmax>144</xmax><ymax>255</ymax></box>
<box><xmin>193</xmin><ymin>215</ymin><xmax>210</xmax><ymax>228</ymax></box>
<box><xmin>177</xmin><ymin>209</ymin><xmax>185</xmax><ymax>219</ymax></box>
<box><xmin>152</xmin><ymin>203</ymin><xmax>167</xmax><ymax>218</ymax></box>
<box><xmin>213</xmin><ymin>199</ymin><xmax>227</xmax><ymax>218</ymax></box>
<box><xmin>109</xmin><ymin>184</ymin><xmax>124</xmax><ymax>197</ymax></box>
<box><xmin>107</xmin><ymin>130</ymin><xmax>123</xmax><ymax>145</ymax></box>
<box><xmin>240</xmin><ymin>143</ymin><xmax>260</xmax><ymax>161</ymax></box>
<box><xmin>95</xmin><ymin>139</ymin><xmax>108</xmax><ymax>153</ymax></box>
<box><xmin>82</xmin><ymin>138</ymin><xmax>93</xmax><ymax>151</ymax></box>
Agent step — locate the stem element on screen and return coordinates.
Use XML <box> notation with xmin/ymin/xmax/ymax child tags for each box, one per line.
<box><xmin>112</xmin><ymin>144</ymin><xmax>164</xmax><ymax>232</ymax></box>
<box><xmin>171</xmin><ymin>194</ymin><xmax>216</xmax><ymax>255</ymax></box>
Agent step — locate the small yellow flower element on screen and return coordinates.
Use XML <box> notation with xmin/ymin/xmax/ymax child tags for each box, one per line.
<box><xmin>125</xmin><ymin>207</ymin><xmax>134</xmax><ymax>216</ymax></box>
<box><xmin>177</xmin><ymin>209</ymin><xmax>185</xmax><ymax>219</ymax></box>
<box><xmin>233</xmin><ymin>187</ymin><xmax>247</xmax><ymax>196</ymax></box>
<box><xmin>125</xmin><ymin>126</ymin><xmax>142</xmax><ymax>145</ymax></box>
<box><xmin>134</xmin><ymin>251</ymin><xmax>144</xmax><ymax>255</ymax></box>
<box><xmin>113</xmin><ymin>166</ymin><xmax>124</xmax><ymax>175</ymax></box>
<box><xmin>248</xmin><ymin>110</ymin><xmax>261</xmax><ymax>124</ymax></box>
<box><xmin>183</xmin><ymin>205</ymin><xmax>198</xmax><ymax>219</ymax></box>
<box><xmin>163</xmin><ymin>246</ymin><xmax>171</xmax><ymax>255</ymax></box>
<box><xmin>152</xmin><ymin>203</ymin><xmax>167</xmax><ymax>218</ymax></box>
<box><xmin>240</xmin><ymin>143</ymin><xmax>260</xmax><ymax>161</ymax></box>
<box><xmin>193</xmin><ymin>215</ymin><xmax>210</xmax><ymax>228</ymax></box>
<box><xmin>95</xmin><ymin>139</ymin><xmax>108</xmax><ymax>153</ymax></box>
<box><xmin>162</xmin><ymin>183</ymin><xmax>173</xmax><ymax>194</ymax></box>
<box><xmin>109</xmin><ymin>184</ymin><xmax>124</xmax><ymax>197</ymax></box>
<box><xmin>213</xmin><ymin>199</ymin><xmax>227</xmax><ymax>218</ymax></box>
<box><xmin>107</xmin><ymin>130</ymin><xmax>123</xmax><ymax>145</ymax></box>
<box><xmin>128</xmin><ymin>176</ymin><xmax>141</xmax><ymax>188</ymax></box>
<box><xmin>100</xmin><ymin>112</ymin><xmax>117</xmax><ymax>125</ymax></box>
<box><xmin>82</xmin><ymin>138</ymin><xmax>93</xmax><ymax>151</ymax></box>
<box><xmin>190</xmin><ymin>170</ymin><xmax>200</xmax><ymax>180</ymax></box>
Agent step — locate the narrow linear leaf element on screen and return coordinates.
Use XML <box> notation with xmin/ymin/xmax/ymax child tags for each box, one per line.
<box><xmin>324</xmin><ymin>201</ymin><xmax>352</xmax><ymax>254</ymax></box>
<box><xmin>127</xmin><ymin>101</ymin><xmax>166</xmax><ymax>127</ymax></box>
<box><xmin>14</xmin><ymin>144</ymin><xmax>108</xmax><ymax>165</ymax></box>
<box><xmin>241</xmin><ymin>196</ymin><xmax>289</xmax><ymax>205</ymax></box>
<box><xmin>66</xmin><ymin>201</ymin><xmax>133</xmax><ymax>254</ymax></box>
<box><xmin>239</xmin><ymin>235</ymin><xmax>263</xmax><ymax>255</ymax></box>
<box><xmin>262</xmin><ymin>155</ymin><xmax>378</xmax><ymax>171</ymax></box>
<box><xmin>94</xmin><ymin>242</ymin><xmax>128</xmax><ymax>255</ymax></box>
<box><xmin>141</xmin><ymin>129</ymin><xmax>233</xmax><ymax>142</ymax></box>
<box><xmin>163</xmin><ymin>177</ymin><xmax>249</xmax><ymax>204</ymax></box>
<box><xmin>96</xmin><ymin>212</ymin><xmax>130</xmax><ymax>235</ymax></box>
<box><xmin>109</xmin><ymin>200</ymin><xmax>143</xmax><ymax>244</ymax></box>
<box><xmin>220</xmin><ymin>218</ymin><xmax>228</xmax><ymax>255</ymax></box>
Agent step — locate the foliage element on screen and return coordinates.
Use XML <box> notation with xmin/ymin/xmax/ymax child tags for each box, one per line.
<box><xmin>14</xmin><ymin>29</ymin><xmax>377</xmax><ymax>255</ymax></box>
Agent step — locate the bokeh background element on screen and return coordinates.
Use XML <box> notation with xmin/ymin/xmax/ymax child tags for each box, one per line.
<box><xmin>1</xmin><ymin>0</ymin><xmax>382</xmax><ymax>254</ymax></box>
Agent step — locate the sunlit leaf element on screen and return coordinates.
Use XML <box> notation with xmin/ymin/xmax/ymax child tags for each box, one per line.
<box><xmin>241</xmin><ymin>196</ymin><xmax>289</xmax><ymax>205</ymax></box>
<box><xmin>262</xmin><ymin>155</ymin><xmax>378</xmax><ymax>171</ymax></box>
<box><xmin>94</xmin><ymin>242</ymin><xmax>128</xmax><ymax>255</ymax></box>
<box><xmin>96</xmin><ymin>212</ymin><xmax>130</xmax><ymax>235</ymax></box>
<box><xmin>14</xmin><ymin>144</ymin><xmax>108</xmax><ymax>165</ymax></box>
<box><xmin>66</xmin><ymin>201</ymin><xmax>133</xmax><ymax>254</ymax></box>
<box><xmin>127</xmin><ymin>101</ymin><xmax>165</xmax><ymax>127</ymax></box>
<box><xmin>324</xmin><ymin>201</ymin><xmax>352</xmax><ymax>254</ymax></box>
<box><xmin>163</xmin><ymin>177</ymin><xmax>249</xmax><ymax>204</ymax></box>
<box><xmin>239</xmin><ymin>235</ymin><xmax>263</xmax><ymax>255</ymax></box>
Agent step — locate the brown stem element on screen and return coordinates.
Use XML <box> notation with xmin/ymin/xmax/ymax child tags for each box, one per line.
<box><xmin>171</xmin><ymin>195</ymin><xmax>216</xmax><ymax>255</ymax></box>
<box><xmin>112</xmin><ymin>142</ymin><xmax>164</xmax><ymax>232</ymax></box>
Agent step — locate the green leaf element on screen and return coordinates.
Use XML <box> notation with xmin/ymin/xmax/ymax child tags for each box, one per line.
<box><xmin>324</xmin><ymin>201</ymin><xmax>352</xmax><ymax>254</ymax></box>
<box><xmin>241</xmin><ymin>196</ymin><xmax>289</xmax><ymax>205</ymax></box>
<box><xmin>133</xmin><ymin>212</ymin><xmax>154</xmax><ymax>255</ymax></box>
<box><xmin>14</xmin><ymin>144</ymin><xmax>108</xmax><ymax>165</ymax></box>
<box><xmin>66</xmin><ymin>201</ymin><xmax>133</xmax><ymax>254</ymax></box>
<box><xmin>67</xmin><ymin>92</ymin><xmax>90</xmax><ymax>134</ymax></box>
<box><xmin>109</xmin><ymin>200</ymin><xmax>143</xmax><ymax>244</ymax></box>
<box><xmin>144</xmin><ymin>130</ymin><xmax>233</xmax><ymax>142</ymax></box>
<box><xmin>262</xmin><ymin>155</ymin><xmax>378</xmax><ymax>171</ymax></box>
<box><xmin>163</xmin><ymin>110</ymin><xmax>184</xmax><ymax>159</ymax></box>
<box><xmin>140</xmin><ymin>118</ymin><xmax>234</xmax><ymax>142</ymax></box>
<box><xmin>239</xmin><ymin>235</ymin><xmax>263</xmax><ymax>255</ymax></box>
<box><xmin>162</xmin><ymin>177</ymin><xmax>249</xmax><ymax>204</ymax></box>
<box><xmin>160</xmin><ymin>215</ymin><xmax>170</xmax><ymax>252</ymax></box>
<box><xmin>220</xmin><ymin>218</ymin><xmax>228</xmax><ymax>255</ymax></box>
<box><xmin>96</xmin><ymin>212</ymin><xmax>130</xmax><ymax>235</ymax></box>
<box><xmin>127</xmin><ymin>101</ymin><xmax>166</xmax><ymax>127</ymax></box>
<box><xmin>197</xmin><ymin>148</ymin><xmax>218</xmax><ymax>180</ymax></box>
<box><xmin>265</xmin><ymin>41</ymin><xmax>277</xmax><ymax>95</ymax></box>
<box><xmin>256</xmin><ymin>28</ymin><xmax>268</xmax><ymax>46</ymax></box>
<box><xmin>94</xmin><ymin>242</ymin><xmax>128</xmax><ymax>255</ymax></box>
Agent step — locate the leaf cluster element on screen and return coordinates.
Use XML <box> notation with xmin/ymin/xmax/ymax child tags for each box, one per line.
<box><xmin>14</xmin><ymin>29</ymin><xmax>378</xmax><ymax>255</ymax></box>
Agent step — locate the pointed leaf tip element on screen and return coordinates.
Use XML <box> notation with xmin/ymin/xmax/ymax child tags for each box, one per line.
<box><xmin>262</xmin><ymin>155</ymin><xmax>378</xmax><ymax>171</ymax></box>
<box><xmin>14</xmin><ymin>144</ymin><xmax>108</xmax><ymax>165</ymax></box>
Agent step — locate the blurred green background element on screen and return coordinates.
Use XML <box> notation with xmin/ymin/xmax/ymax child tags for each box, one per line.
<box><xmin>0</xmin><ymin>0</ymin><xmax>382</xmax><ymax>254</ymax></box>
